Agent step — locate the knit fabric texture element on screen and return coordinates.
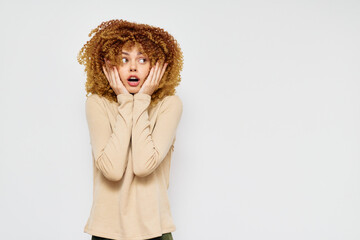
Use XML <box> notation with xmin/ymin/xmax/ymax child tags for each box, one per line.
<box><xmin>84</xmin><ymin>92</ymin><xmax>183</xmax><ymax>240</ymax></box>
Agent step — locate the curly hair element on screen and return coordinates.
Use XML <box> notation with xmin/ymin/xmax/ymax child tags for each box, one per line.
<box><xmin>77</xmin><ymin>19</ymin><xmax>184</xmax><ymax>107</ymax></box>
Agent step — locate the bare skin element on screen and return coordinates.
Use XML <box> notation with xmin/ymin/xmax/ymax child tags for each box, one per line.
<box><xmin>102</xmin><ymin>46</ymin><xmax>168</xmax><ymax>96</ymax></box>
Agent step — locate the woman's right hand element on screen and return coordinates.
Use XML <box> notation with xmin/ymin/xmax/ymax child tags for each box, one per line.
<box><xmin>102</xmin><ymin>58</ymin><xmax>129</xmax><ymax>95</ymax></box>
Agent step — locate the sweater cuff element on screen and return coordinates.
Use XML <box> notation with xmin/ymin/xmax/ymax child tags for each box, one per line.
<box><xmin>117</xmin><ymin>93</ymin><xmax>134</xmax><ymax>104</ymax></box>
<box><xmin>134</xmin><ymin>93</ymin><xmax>151</xmax><ymax>102</ymax></box>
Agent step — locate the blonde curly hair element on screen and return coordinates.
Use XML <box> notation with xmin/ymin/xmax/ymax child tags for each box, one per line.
<box><xmin>77</xmin><ymin>19</ymin><xmax>184</xmax><ymax>107</ymax></box>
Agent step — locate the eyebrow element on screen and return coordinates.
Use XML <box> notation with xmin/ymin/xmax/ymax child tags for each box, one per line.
<box><xmin>122</xmin><ymin>51</ymin><xmax>144</xmax><ymax>55</ymax></box>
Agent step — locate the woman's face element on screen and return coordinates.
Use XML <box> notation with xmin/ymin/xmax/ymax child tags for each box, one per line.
<box><xmin>117</xmin><ymin>45</ymin><xmax>151</xmax><ymax>94</ymax></box>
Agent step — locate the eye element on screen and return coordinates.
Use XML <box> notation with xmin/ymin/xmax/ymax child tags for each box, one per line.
<box><xmin>139</xmin><ymin>58</ymin><xmax>146</xmax><ymax>63</ymax></box>
<box><xmin>121</xmin><ymin>57</ymin><xmax>127</xmax><ymax>63</ymax></box>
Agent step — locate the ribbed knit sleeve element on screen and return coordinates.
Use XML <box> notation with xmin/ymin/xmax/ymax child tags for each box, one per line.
<box><xmin>131</xmin><ymin>93</ymin><xmax>183</xmax><ymax>177</ymax></box>
<box><xmin>85</xmin><ymin>93</ymin><xmax>134</xmax><ymax>181</ymax></box>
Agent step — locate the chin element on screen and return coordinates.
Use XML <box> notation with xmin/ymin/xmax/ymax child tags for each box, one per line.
<box><xmin>127</xmin><ymin>82</ymin><xmax>144</xmax><ymax>93</ymax></box>
<box><xmin>126</xmin><ymin>87</ymin><xmax>139</xmax><ymax>94</ymax></box>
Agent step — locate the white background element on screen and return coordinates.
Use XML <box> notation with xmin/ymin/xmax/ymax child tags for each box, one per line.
<box><xmin>0</xmin><ymin>0</ymin><xmax>359</xmax><ymax>239</ymax></box>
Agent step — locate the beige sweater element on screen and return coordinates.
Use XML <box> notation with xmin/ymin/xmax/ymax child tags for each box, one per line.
<box><xmin>83</xmin><ymin>92</ymin><xmax>183</xmax><ymax>240</ymax></box>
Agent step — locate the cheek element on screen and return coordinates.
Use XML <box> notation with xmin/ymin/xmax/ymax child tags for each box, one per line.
<box><xmin>146</xmin><ymin>64</ymin><xmax>152</xmax><ymax>74</ymax></box>
<box><xmin>141</xmin><ymin>66</ymin><xmax>151</xmax><ymax>79</ymax></box>
<box><xmin>117</xmin><ymin>68</ymin><xmax>126</xmax><ymax>81</ymax></box>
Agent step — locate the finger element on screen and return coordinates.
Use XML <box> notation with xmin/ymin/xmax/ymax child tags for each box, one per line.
<box><xmin>147</xmin><ymin>66</ymin><xmax>155</xmax><ymax>83</ymax></box>
<box><xmin>154</xmin><ymin>61</ymin><xmax>162</xmax><ymax>84</ymax></box>
<box><xmin>153</xmin><ymin>61</ymin><xmax>161</xmax><ymax>84</ymax></box>
<box><xmin>111</xmin><ymin>66</ymin><xmax>118</xmax><ymax>87</ymax></box>
<box><xmin>159</xmin><ymin>62</ymin><xmax>168</xmax><ymax>83</ymax></box>
<box><xmin>103</xmin><ymin>65</ymin><xmax>113</xmax><ymax>86</ymax></box>
<box><xmin>104</xmin><ymin>59</ymin><xmax>110</xmax><ymax>75</ymax></box>
<box><xmin>114</xmin><ymin>67</ymin><xmax>128</xmax><ymax>93</ymax></box>
<box><xmin>140</xmin><ymin>67</ymin><xmax>154</xmax><ymax>94</ymax></box>
<box><xmin>104</xmin><ymin>61</ymin><xmax>113</xmax><ymax>84</ymax></box>
<box><xmin>113</xmin><ymin>66</ymin><xmax>122</xmax><ymax>86</ymax></box>
<box><xmin>102</xmin><ymin>65</ymin><xmax>109</xmax><ymax>80</ymax></box>
<box><xmin>110</xmin><ymin>66</ymin><xmax>117</xmax><ymax>85</ymax></box>
<box><xmin>105</xmin><ymin>60</ymin><xmax>113</xmax><ymax>79</ymax></box>
<box><xmin>108</xmin><ymin>66</ymin><xmax>114</xmax><ymax>86</ymax></box>
<box><xmin>149</xmin><ymin>62</ymin><xmax>157</xmax><ymax>84</ymax></box>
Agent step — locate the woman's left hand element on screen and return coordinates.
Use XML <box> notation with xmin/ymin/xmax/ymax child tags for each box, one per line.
<box><xmin>138</xmin><ymin>61</ymin><xmax>168</xmax><ymax>96</ymax></box>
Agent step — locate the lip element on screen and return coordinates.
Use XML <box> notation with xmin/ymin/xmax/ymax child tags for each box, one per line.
<box><xmin>127</xmin><ymin>74</ymin><xmax>140</xmax><ymax>87</ymax></box>
<box><xmin>128</xmin><ymin>80</ymin><xmax>140</xmax><ymax>87</ymax></box>
<box><xmin>127</xmin><ymin>75</ymin><xmax>140</xmax><ymax>80</ymax></box>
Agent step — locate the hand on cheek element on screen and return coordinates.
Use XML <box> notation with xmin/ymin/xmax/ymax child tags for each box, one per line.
<box><xmin>102</xmin><ymin>58</ymin><xmax>129</xmax><ymax>95</ymax></box>
<box><xmin>139</xmin><ymin>61</ymin><xmax>168</xmax><ymax>96</ymax></box>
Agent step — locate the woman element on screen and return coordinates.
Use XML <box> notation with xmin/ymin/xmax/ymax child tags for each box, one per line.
<box><xmin>77</xmin><ymin>19</ymin><xmax>184</xmax><ymax>240</ymax></box>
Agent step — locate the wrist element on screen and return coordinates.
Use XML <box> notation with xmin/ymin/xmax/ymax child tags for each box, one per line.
<box><xmin>117</xmin><ymin>92</ymin><xmax>134</xmax><ymax>104</ymax></box>
<box><xmin>134</xmin><ymin>92</ymin><xmax>151</xmax><ymax>100</ymax></box>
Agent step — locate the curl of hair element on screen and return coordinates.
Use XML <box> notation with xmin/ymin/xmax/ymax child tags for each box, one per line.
<box><xmin>77</xmin><ymin>19</ymin><xmax>184</xmax><ymax>107</ymax></box>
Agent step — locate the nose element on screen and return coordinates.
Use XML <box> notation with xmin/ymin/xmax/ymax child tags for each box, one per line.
<box><xmin>130</xmin><ymin>60</ymin><xmax>137</xmax><ymax>72</ymax></box>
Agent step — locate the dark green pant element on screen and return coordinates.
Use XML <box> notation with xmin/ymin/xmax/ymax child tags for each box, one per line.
<box><xmin>91</xmin><ymin>232</ymin><xmax>173</xmax><ymax>240</ymax></box>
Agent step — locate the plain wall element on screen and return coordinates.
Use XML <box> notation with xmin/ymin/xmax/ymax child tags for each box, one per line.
<box><xmin>0</xmin><ymin>0</ymin><xmax>359</xmax><ymax>239</ymax></box>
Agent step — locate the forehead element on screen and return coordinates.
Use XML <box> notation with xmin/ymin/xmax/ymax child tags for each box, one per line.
<box><xmin>122</xmin><ymin>44</ymin><xmax>145</xmax><ymax>55</ymax></box>
<box><xmin>121</xmin><ymin>49</ymin><xmax>145</xmax><ymax>56</ymax></box>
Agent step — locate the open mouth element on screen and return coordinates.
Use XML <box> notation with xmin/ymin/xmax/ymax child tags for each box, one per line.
<box><xmin>128</xmin><ymin>77</ymin><xmax>139</xmax><ymax>82</ymax></box>
<box><xmin>127</xmin><ymin>77</ymin><xmax>140</xmax><ymax>86</ymax></box>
